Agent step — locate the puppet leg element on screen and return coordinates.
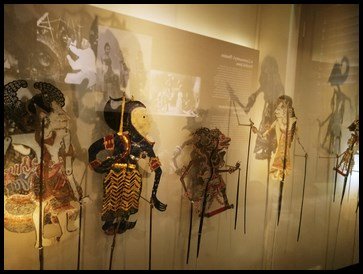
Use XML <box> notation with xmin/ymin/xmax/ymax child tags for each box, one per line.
<box><xmin>33</xmin><ymin>202</ymin><xmax>57</xmax><ymax>248</ymax></box>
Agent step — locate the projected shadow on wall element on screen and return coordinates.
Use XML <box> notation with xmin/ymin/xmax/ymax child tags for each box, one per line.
<box><xmin>226</xmin><ymin>56</ymin><xmax>307</xmax><ymax>238</ymax></box>
<box><xmin>228</xmin><ymin>55</ymin><xmax>284</xmax><ymax>162</ymax></box>
<box><xmin>317</xmin><ymin>56</ymin><xmax>352</xmax><ymax>155</ymax></box>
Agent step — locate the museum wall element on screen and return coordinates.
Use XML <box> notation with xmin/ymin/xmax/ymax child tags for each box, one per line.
<box><xmin>4</xmin><ymin>4</ymin><xmax>359</xmax><ymax>270</ymax></box>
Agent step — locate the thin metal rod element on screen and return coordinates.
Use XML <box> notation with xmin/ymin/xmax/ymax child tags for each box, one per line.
<box><xmin>149</xmin><ymin>203</ymin><xmax>153</xmax><ymax>270</ymax></box>
<box><xmin>340</xmin><ymin>155</ymin><xmax>353</xmax><ymax>205</ymax></box>
<box><xmin>196</xmin><ymin>142</ymin><xmax>218</xmax><ymax>258</ymax></box>
<box><xmin>297</xmin><ymin>153</ymin><xmax>308</xmax><ymax>241</ymax></box>
<box><xmin>234</xmin><ymin>168</ymin><xmax>241</xmax><ymax>230</ymax></box>
<box><xmin>38</xmin><ymin>118</ymin><xmax>45</xmax><ymax>270</ymax></box>
<box><xmin>77</xmin><ymin>168</ymin><xmax>87</xmax><ymax>270</ymax></box>
<box><xmin>332</xmin><ymin>202</ymin><xmax>343</xmax><ymax>269</ymax></box>
<box><xmin>77</xmin><ymin>200</ymin><xmax>83</xmax><ymax>270</ymax></box>
<box><xmin>243</xmin><ymin>125</ymin><xmax>252</xmax><ymax>234</ymax></box>
<box><xmin>333</xmin><ymin>154</ymin><xmax>339</xmax><ymax>202</ymax></box>
<box><xmin>109</xmin><ymin>219</ymin><xmax>122</xmax><ymax>270</ymax></box>
<box><xmin>351</xmin><ymin>204</ymin><xmax>358</xmax><ymax>264</ymax></box>
<box><xmin>186</xmin><ymin>202</ymin><xmax>193</xmax><ymax>264</ymax></box>
<box><xmin>262</xmin><ymin>158</ymin><xmax>270</xmax><ymax>269</ymax></box>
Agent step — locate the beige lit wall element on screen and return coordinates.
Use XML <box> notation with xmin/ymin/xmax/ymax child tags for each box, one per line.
<box><xmin>4</xmin><ymin>4</ymin><xmax>358</xmax><ymax>270</ymax></box>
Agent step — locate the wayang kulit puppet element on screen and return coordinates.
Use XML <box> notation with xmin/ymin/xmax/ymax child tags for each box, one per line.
<box><xmin>230</xmin><ymin>92</ymin><xmax>308</xmax><ymax>240</ymax></box>
<box><xmin>88</xmin><ymin>95</ymin><xmax>167</xmax><ymax>269</ymax></box>
<box><xmin>333</xmin><ymin>119</ymin><xmax>359</xmax><ymax>205</ymax></box>
<box><xmin>318</xmin><ymin>56</ymin><xmax>352</xmax><ymax>155</ymax></box>
<box><xmin>4</xmin><ymin>80</ymin><xmax>84</xmax><ymax>269</ymax></box>
<box><xmin>172</xmin><ymin>127</ymin><xmax>240</xmax><ymax>263</ymax></box>
<box><xmin>250</xmin><ymin>95</ymin><xmax>307</xmax><ymax>232</ymax></box>
<box><xmin>227</xmin><ymin>56</ymin><xmax>285</xmax><ymax>234</ymax></box>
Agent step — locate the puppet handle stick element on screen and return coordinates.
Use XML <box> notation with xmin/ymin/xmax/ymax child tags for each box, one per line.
<box><xmin>196</xmin><ymin>141</ymin><xmax>219</xmax><ymax>258</ymax></box>
<box><xmin>77</xmin><ymin>199</ymin><xmax>83</xmax><ymax>270</ymax></box>
<box><xmin>234</xmin><ymin>167</ymin><xmax>241</xmax><ymax>230</ymax></box>
<box><xmin>38</xmin><ymin>118</ymin><xmax>45</xmax><ymax>270</ymax></box>
<box><xmin>76</xmin><ymin>167</ymin><xmax>87</xmax><ymax>270</ymax></box>
<box><xmin>149</xmin><ymin>202</ymin><xmax>153</xmax><ymax>270</ymax></box>
<box><xmin>243</xmin><ymin>124</ymin><xmax>253</xmax><ymax>233</ymax></box>
<box><xmin>297</xmin><ymin>153</ymin><xmax>308</xmax><ymax>241</ymax></box>
<box><xmin>333</xmin><ymin>154</ymin><xmax>339</xmax><ymax>202</ymax></box>
<box><xmin>109</xmin><ymin>218</ymin><xmax>122</xmax><ymax>270</ymax></box>
<box><xmin>118</xmin><ymin>93</ymin><xmax>126</xmax><ymax>135</ymax></box>
<box><xmin>186</xmin><ymin>202</ymin><xmax>193</xmax><ymax>264</ymax></box>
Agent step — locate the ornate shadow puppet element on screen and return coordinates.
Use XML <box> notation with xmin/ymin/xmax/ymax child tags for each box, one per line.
<box><xmin>318</xmin><ymin>56</ymin><xmax>352</xmax><ymax>155</ymax></box>
<box><xmin>227</xmin><ymin>56</ymin><xmax>284</xmax><ymax>234</ymax></box>
<box><xmin>229</xmin><ymin>56</ymin><xmax>284</xmax><ymax>161</ymax></box>
<box><xmin>250</xmin><ymin>95</ymin><xmax>307</xmax><ymax>238</ymax></box>
<box><xmin>4</xmin><ymin>80</ymin><xmax>83</xmax><ymax>269</ymax></box>
<box><xmin>333</xmin><ymin>119</ymin><xmax>359</xmax><ymax>205</ymax></box>
<box><xmin>88</xmin><ymin>95</ymin><xmax>167</xmax><ymax>269</ymax></box>
<box><xmin>173</xmin><ymin>127</ymin><xmax>240</xmax><ymax>263</ymax></box>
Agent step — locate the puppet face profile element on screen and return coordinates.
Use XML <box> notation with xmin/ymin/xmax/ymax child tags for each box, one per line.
<box><xmin>274</xmin><ymin>102</ymin><xmax>285</xmax><ymax>118</ymax></box>
<box><xmin>131</xmin><ymin>107</ymin><xmax>151</xmax><ymax>138</ymax></box>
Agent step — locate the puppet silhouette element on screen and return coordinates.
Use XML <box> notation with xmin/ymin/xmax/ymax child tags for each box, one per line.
<box><xmin>318</xmin><ymin>56</ymin><xmax>352</xmax><ymax>154</ymax></box>
<box><xmin>228</xmin><ymin>55</ymin><xmax>284</xmax><ymax>161</ymax></box>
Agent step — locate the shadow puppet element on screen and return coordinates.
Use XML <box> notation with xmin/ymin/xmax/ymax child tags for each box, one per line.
<box><xmin>228</xmin><ymin>55</ymin><xmax>284</xmax><ymax>162</ymax></box>
<box><xmin>318</xmin><ymin>56</ymin><xmax>352</xmax><ymax>155</ymax></box>
<box><xmin>4</xmin><ymin>80</ymin><xmax>82</xmax><ymax>248</ymax></box>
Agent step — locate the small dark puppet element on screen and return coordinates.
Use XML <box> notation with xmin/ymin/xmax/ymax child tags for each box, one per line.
<box><xmin>173</xmin><ymin>127</ymin><xmax>240</xmax><ymax>262</ymax></box>
<box><xmin>175</xmin><ymin>127</ymin><xmax>239</xmax><ymax>216</ymax></box>
<box><xmin>333</xmin><ymin>119</ymin><xmax>359</xmax><ymax>204</ymax></box>
<box><xmin>88</xmin><ymin>97</ymin><xmax>167</xmax><ymax>235</ymax></box>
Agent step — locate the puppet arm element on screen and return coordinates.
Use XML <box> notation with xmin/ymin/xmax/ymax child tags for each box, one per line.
<box><xmin>149</xmin><ymin>155</ymin><xmax>167</xmax><ymax>211</ymax></box>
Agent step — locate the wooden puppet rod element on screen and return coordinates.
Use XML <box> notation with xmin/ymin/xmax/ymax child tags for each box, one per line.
<box><xmin>139</xmin><ymin>194</ymin><xmax>154</xmax><ymax>270</ymax></box>
<box><xmin>77</xmin><ymin>167</ymin><xmax>89</xmax><ymax>270</ymax></box>
<box><xmin>231</xmin><ymin>100</ymin><xmax>254</xmax><ymax>233</ymax></box>
<box><xmin>186</xmin><ymin>202</ymin><xmax>193</xmax><ymax>264</ymax></box>
<box><xmin>38</xmin><ymin>118</ymin><xmax>45</xmax><ymax>270</ymax></box>
<box><xmin>296</xmin><ymin>153</ymin><xmax>308</xmax><ymax>242</ymax></box>
<box><xmin>196</xmin><ymin>141</ymin><xmax>219</xmax><ymax>258</ymax></box>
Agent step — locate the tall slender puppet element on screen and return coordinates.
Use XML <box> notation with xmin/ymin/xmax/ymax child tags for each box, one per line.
<box><xmin>88</xmin><ymin>96</ymin><xmax>167</xmax><ymax>270</ymax></box>
<box><xmin>250</xmin><ymin>95</ymin><xmax>307</xmax><ymax>225</ymax></box>
<box><xmin>318</xmin><ymin>56</ymin><xmax>352</xmax><ymax>155</ymax></box>
<box><xmin>227</xmin><ymin>56</ymin><xmax>284</xmax><ymax>234</ymax></box>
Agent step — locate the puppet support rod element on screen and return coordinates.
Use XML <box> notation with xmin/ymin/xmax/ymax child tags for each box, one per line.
<box><xmin>108</xmin><ymin>93</ymin><xmax>126</xmax><ymax>270</ymax></box>
<box><xmin>77</xmin><ymin>168</ymin><xmax>89</xmax><ymax>270</ymax></box>
<box><xmin>296</xmin><ymin>153</ymin><xmax>308</xmax><ymax>241</ymax></box>
<box><xmin>38</xmin><ymin>118</ymin><xmax>45</xmax><ymax>270</ymax></box>
<box><xmin>186</xmin><ymin>202</ymin><xmax>193</xmax><ymax>264</ymax></box>
<box><xmin>231</xmin><ymin>100</ymin><xmax>254</xmax><ymax>233</ymax></box>
<box><xmin>196</xmin><ymin>140</ymin><xmax>219</xmax><ymax>258</ymax></box>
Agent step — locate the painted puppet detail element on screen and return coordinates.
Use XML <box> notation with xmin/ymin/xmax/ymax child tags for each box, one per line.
<box><xmin>4</xmin><ymin>80</ymin><xmax>82</xmax><ymax>247</ymax></box>
<box><xmin>173</xmin><ymin>127</ymin><xmax>239</xmax><ymax>262</ymax></box>
<box><xmin>88</xmin><ymin>98</ymin><xmax>166</xmax><ymax>235</ymax></box>
<box><xmin>175</xmin><ymin>127</ymin><xmax>239</xmax><ymax>216</ymax></box>
<box><xmin>252</xmin><ymin>95</ymin><xmax>297</xmax><ymax>181</ymax></box>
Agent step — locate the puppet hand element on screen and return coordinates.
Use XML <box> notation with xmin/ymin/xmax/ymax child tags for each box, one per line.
<box><xmin>228</xmin><ymin>162</ymin><xmax>240</xmax><ymax>173</ymax></box>
<box><xmin>251</xmin><ymin>126</ymin><xmax>258</xmax><ymax>134</ymax></box>
<box><xmin>151</xmin><ymin>194</ymin><xmax>167</xmax><ymax>212</ymax></box>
